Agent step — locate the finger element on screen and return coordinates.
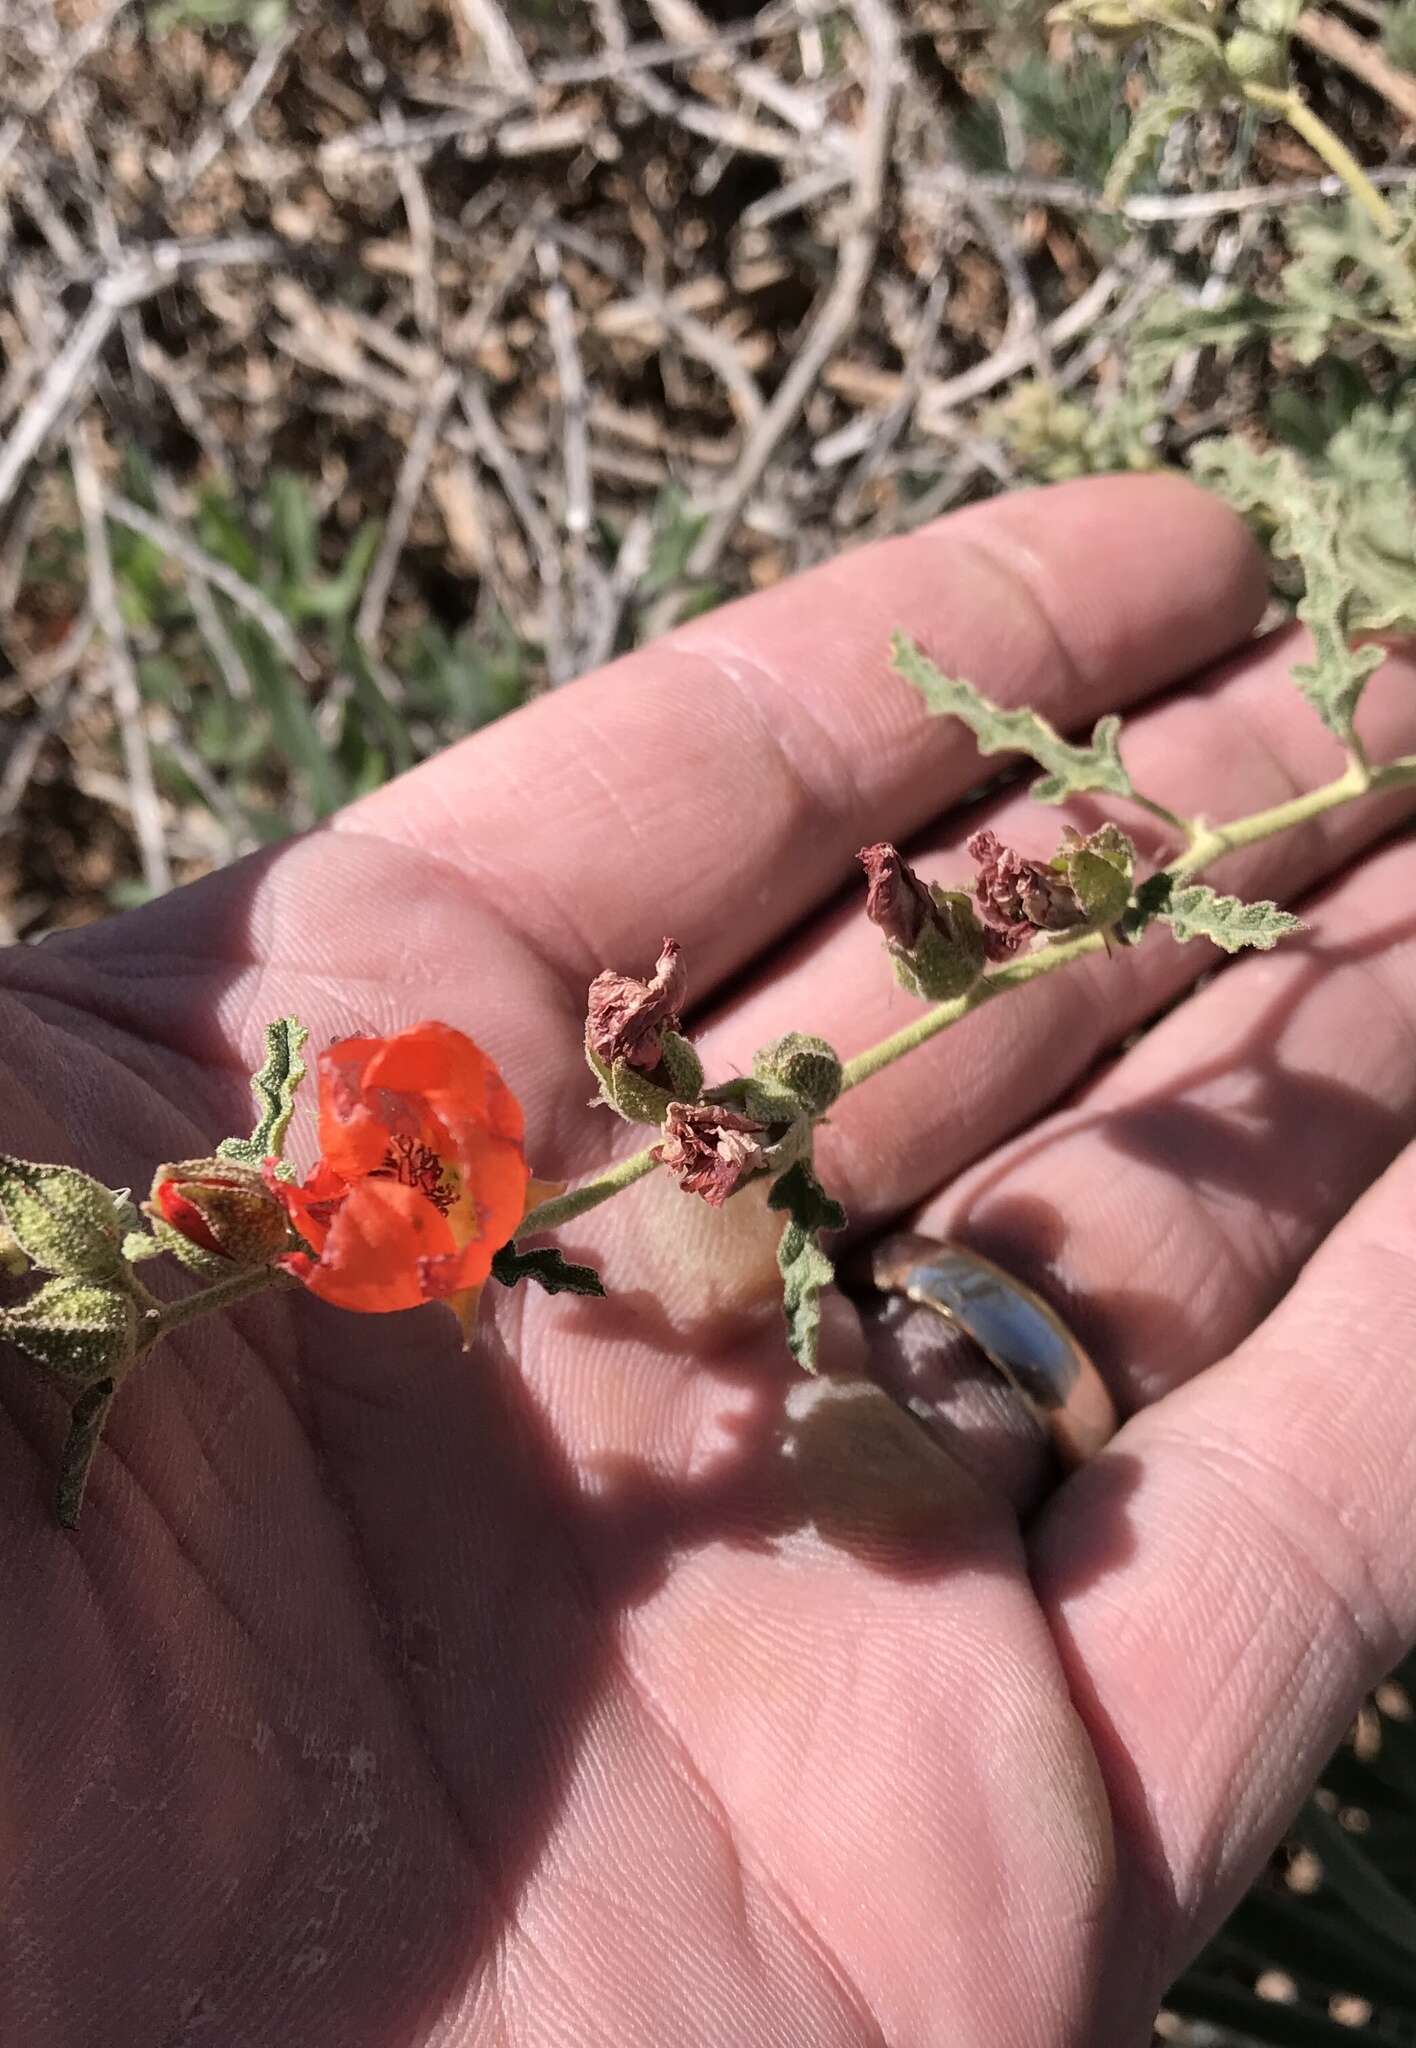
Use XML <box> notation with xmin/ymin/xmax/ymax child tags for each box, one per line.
<box><xmin>911</xmin><ymin>827</ymin><xmax>1416</xmax><ymax>1414</ymax></box>
<box><xmin>332</xmin><ymin>475</ymin><xmax>1263</xmax><ymax>998</ymax></box>
<box><xmin>1029</xmin><ymin>1133</ymin><xmax>1416</xmax><ymax>1993</ymax></box>
<box><xmin>695</xmin><ymin>633</ymin><xmax>1416</xmax><ymax>1227</ymax></box>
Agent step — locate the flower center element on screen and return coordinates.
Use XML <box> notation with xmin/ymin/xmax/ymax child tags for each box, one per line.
<box><xmin>372</xmin><ymin>1134</ymin><xmax>457</xmax><ymax>1215</ymax></box>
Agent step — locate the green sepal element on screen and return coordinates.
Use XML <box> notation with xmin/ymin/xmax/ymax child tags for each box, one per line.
<box><xmin>1160</xmin><ymin>883</ymin><xmax>1303</xmax><ymax>952</ymax></box>
<box><xmin>1054</xmin><ymin>823</ymin><xmax>1135</xmax><ymax>928</ymax></box>
<box><xmin>588</xmin><ymin>1045</ymin><xmax>674</xmax><ymax>1124</ymax></box>
<box><xmin>146</xmin><ymin>1213</ymin><xmax>232</xmax><ymax>1280</ymax></box>
<box><xmin>890</xmin><ymin>890</ymin><xmax>987</xmax><ymax>1003</ymax></box>
<box><xmin>217</xmin><ymin>1015</ymin><xmax>309</xmax><ymax>1171</ymax></box>
<box><xmin>0</xmin><ymin>1157</ymin><xmax>126</xmax><ymax>1281</ymax></box>
<box><xmin>751</xmin><ymin>1035</ymin><xmax>843</xmax><ymax>1120</ymax></box>
<box><xmin>1</xmin><ymin>1276</ymin><xmax>138</xmax><ymax>1383</ymax></box>
<box><xmin>659</xmin><ymin>1031</ymin><xmax>705</xmax><ymax>1101</ymax></box>
<box><xmin>767</xmin><ymin>1161</ymin><xmax>847</xmax><ymax>1375</ymax></box>
<box><xmin>892</xmin><ymin>633</ymin><xmax>1134</xmax><ymax>805</ymax></box>
<box><xmin>490</xmin><ymin>1245</ymin><xmax>606</xmax><ymax>1298</ymax></box>
<box><xmin>120</xmin><ymin>1230</ymin><xmax>167</xmax><ymax>1265</ymax></box>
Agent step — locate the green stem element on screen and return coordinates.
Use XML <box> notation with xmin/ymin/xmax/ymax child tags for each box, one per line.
<box><xmin>518</xmin><ymin>1147</ymin><xmax>660</xmax><ymax>1235</ymax></box>
<box><xmin>1246</xmin><ymin>83</ymin><xmax>1401</xmax><ymax>239</ymax></box>
<box><xmin>507</xmin><ymin>751</ymin><xmax>1416</xmax><ymax>1235</ymax></box>
<box><xmin>840</xmin><ymin>925</ymin><xmax>1109</xmax><ymax>1090</ymax></box>
<box><xmin>138</xmin><ymin>1262</ymin><xmax>294</xmax><ymax>1349</ymax></box>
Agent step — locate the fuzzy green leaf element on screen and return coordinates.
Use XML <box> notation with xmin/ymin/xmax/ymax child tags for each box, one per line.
<box><xmin>1190</xmin><ymin>439</ymin><xmax>1387</xmax><ymax>743</ymax></box>
<box><xmin>1</xmin><ymin>1276</ymin><xmax>138</xmax><ymax>1383</ymax></box>
<box><xmin>490</xmin><ymin>1245</ymin><xmax>606</xmax><ymax>1298</ymax></box>
<box><xmin>892</xmin><ymin>633</ymin><xmax>1133</xmax><ymax>804</ymax></box>
<box><xmin>217</xmin><ymin>1016</ymin><xmax>309</xmax><ymax>1171</ymax></box>
<box><xmin>767</xmin><ymin>1161</ymin><xmax>847</xmax><ymax>1239</ymax></box>
<box><xmin>1159</xmin><ymin>883</ymin><xmax>1302</xmax><ymax>953</ymax></box>
<box><xmin>0</xmin><ymin>1158</ymin><xmax>126</xmax><ymax>1280</ymax></box>
<box><xmin>768</xmin><ymin>1163</ymin><xmax>846</xmax><ymax>1375</ymax></box>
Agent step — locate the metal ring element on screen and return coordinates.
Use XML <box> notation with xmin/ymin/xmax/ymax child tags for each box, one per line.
<box><xmin>867</xmin><ymin>1233</ymin><xmax>1116</xmax><ymax>1469</ymax></box>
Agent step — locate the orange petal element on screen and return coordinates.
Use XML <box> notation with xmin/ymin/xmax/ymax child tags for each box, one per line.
<box><xmin>295</xmin><ymin>1176</ymin><xmax>456</xmax><ymax>1313</ymax></box>
<box><xmin>364</xmin><ymin>1022</ymin><xmax>526</xmax><ymax>1151</ymax></box>
<box><xmin>315</xmin><ymin>1035</ymin><xmax>403</xmax><ymax>1179</ymax></box>
<box><xmin>266</xmin><ymin>1155</ymin><xmax>346</xmax><ymax>1256</ymax></box>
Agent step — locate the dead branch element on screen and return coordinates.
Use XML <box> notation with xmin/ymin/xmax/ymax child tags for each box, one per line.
<box><xmin>689</xmin><ymin>0</ymin><xmax>899</xmax><ymax>574</ymax></box>
<box><xmin>69</xmin><ymin>421</ymin><xmax>171</xmax><ymax>894</ymax></box>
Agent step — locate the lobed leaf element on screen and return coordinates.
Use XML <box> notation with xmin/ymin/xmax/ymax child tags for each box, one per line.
<box><xmin>1190</xmin><ymin>438</ymin><xmax>1388</xmax><ymax>743</ymax></box>
<box><xmin>490</xmin><ymin>1245</ymin><xmax>606</xmax><ymax>1298</ymax></box>
<box><xmin>891</xmin><ymin>633</ymin><xmax>1134</xmax><ymax>804</ymax></box>
<box><xmin>768</xmin><ymin>1163</ymin><xmax>847</xmax><ymax>1375</ymax></box>
<box><xmin>217</xmin><ymin>1016</ymin><xmax>309</xmax><ymax>1171</ymax></box>
<box><xmin>1159</xmin><ymin>883</ymin><xmax>1302</xmax><ymax>952</ymax></box>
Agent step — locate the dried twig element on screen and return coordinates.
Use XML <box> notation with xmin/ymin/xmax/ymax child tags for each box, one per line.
<box><xmin>68</xmin><ymin>422</ymin><xmax>171</xmax><ymax>895</ymax></box>
<box><xmin>460</xmin><ymin>375</ymin><xmax>570</xmax><ymax>682</ymax></box>
<box><xmin>549</xmin><ymin>220</ymin><xmax>764</xmax><ymax>425</ymax></box>
<box><xmin>908</xmin><ymin>162</ymin><xmax>1416</xmax><ymax>221</ymax></box>
<box><xmin>1294</xmin><ymin>8</ymin><xmax>1416</xmax><ymax>124</ymax></box>
<box><xmin>450</xmin><ymin>0</ymin><xmax>534</xmax><ymax>93</ymax></box>
<box><xmin>169</xmin><ymin>23</ymin><xmax>298</xmax><ymax>197</ymax></box>
<box><xmin>0</xmin><ymin>237</ymin><xmax>282</xmax><ymax>518</ymax></box>
<box><xmin>689</xmin><ymin>0</ymin><xmax>900</xmax><ymax>573</ymax></box>
<box><xmin>355</xmin><ymin>365</ymin><xmax>460</xmax><ymax>651</ymax></box>
<box><xmin>151</xmin><ymin>475</ymin><xmax>252</xmax><ymax>704</ymax></box>
<box><xmin>104</xmin><ymin>491</ymin><xmax>317</xmax><ymax>681</ymax></box>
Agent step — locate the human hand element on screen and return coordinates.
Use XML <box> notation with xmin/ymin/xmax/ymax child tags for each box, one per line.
<box><xmin>4</xmin><ymin>474</ymin><xmax>1415</xmax><ymax>2046</ymax></box>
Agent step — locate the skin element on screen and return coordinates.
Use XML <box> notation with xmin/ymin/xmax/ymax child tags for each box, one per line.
<box><xmin>3</xmin><ymin>473</ymin><xmax>1416</xmax><ymax>2046</ymax></box>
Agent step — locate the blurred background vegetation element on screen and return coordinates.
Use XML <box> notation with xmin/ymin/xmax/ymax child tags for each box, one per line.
<box><xmin>2</xmin><ymin>1</ymin><xmax>1416</xmax><ymax>2037</ymax></box>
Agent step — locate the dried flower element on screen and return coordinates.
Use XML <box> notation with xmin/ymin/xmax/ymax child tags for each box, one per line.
<box><xmin>858</xmin><ymin>844</ymin><xmax>987</xmax><ymax>1001</ymax></box>
<box><xmin>655</xmin><ymin>1100</ymin><xmax>769</xmax><ymax>1207</ymax></box>
<box><xmin>586</xmin><ymin>939</ymin><xmax>687</xmax><ymax>1072</ymax></box>
<box><xmin>858</xmin><ymin>843</ymin><xmax>935</xmax><ymax>951</ymax></box>
<box><xmin>967</xmin><ymin>829</ymin><xmax>1084</xmax><ymax>959</ymax></box>
<box><xmin>267</xmin><ymin>1021</ymin><xmax>529</xmax><ymax>1331</ymax></box>
<box><xmin>147</xmin><ymin>1158</ymin><xmax>291</xmax><ymax>1270</ymax></box>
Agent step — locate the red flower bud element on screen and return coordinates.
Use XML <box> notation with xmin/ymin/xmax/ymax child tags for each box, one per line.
<box><xmin>586</xmin><ymin>939</ymin><xmax>688</xmax><ymax>1072</ymax></box>
<box><xmin>858</xmin><ymin>843</ymin><xmax>935</xmax><ymax>951</ymax></box>
<box><xmin>655</xmin><ymin>1100</ymin><xmax>769</xmax><ymax>1208</ymax></box>
<box><xmin>148</xmin><ymin>1159</ymin><xmax>291</xmax><ymax>1268</ymax></box>
<box><xmin>967</xmin><ymin>829</ymin><xmax>1084</xmax><ymax>959</ymax></box>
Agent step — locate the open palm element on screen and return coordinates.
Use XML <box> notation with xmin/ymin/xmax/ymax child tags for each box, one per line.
<box><xmin>6</xmin><ymin>475</ymin><xmax>1416</xmax><ymax>2048</ymax></box>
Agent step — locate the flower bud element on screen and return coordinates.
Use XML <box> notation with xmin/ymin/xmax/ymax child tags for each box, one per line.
<box><xmin>586</xmin><ymin>939</ymin><xmax>687</xmax><ymax>1072</ymax></box>
<box><xmin>751</xmin><ymin>1034</ymin><xmax>843</xmax><ymax>1120</ymax></box>
<box><xmin>860</xmin><ymin>845</ymin><xmax>987</xmax><ymax>1001</ymax></box>
<box><xmin>1</xmin><ymin>1276</ymin><xmax>138</xmax><ymax>1382</ymax></box>
<box><xmin>146</xmin><ymin>1158</ymin><xmax>291</xmax><ymax>1274</ymax></box>
<box><xmin>1054</xmin><ymin>822</ymin><xmax>1135</xmax><ymax>929</ymax></box>
<box><xmin>1224</xmin><ymin>27</ymin><xmax>1285</xmax><ymax>85</ymax></box>
<box><xmin>655</xmin><ymin>1101</ymin><xmax>770</xmax><ymax>1208</ymax></box>
<box><xmin>894</xmin><ymin>890</ymin><xmax>988</xmax><ymax>1000</ymax></box>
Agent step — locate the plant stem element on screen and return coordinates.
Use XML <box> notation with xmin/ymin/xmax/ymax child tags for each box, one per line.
<box><xmin>519</xmin><ymin>1147</ymin><xmax>660</xmax><ymax>1235</ymax></box>
<box><xmin>138</xmin><ymin>1261</ymin><xmax>293</xmax><ymax>1348</ymax></box>
<box><xmin>526</xmin><ymin>750</ymin><xmax>1416</xmax><ymax>1231</ymax></box>
<box><xmin>1246</xmin><ymin>84</ymin><xmax>1401</xmax><ymax>239</ymax></box>
<box><xmin>840</xmin><ymin>925</ymin><xmax>1108</xmax><ymax>1090</ymax></box>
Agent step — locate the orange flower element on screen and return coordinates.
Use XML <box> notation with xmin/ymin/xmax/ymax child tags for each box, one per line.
<box><xmin>267</xmin><ymin>1022</ymin><xmax>532</xmax><ymax>1332</ymax></box>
